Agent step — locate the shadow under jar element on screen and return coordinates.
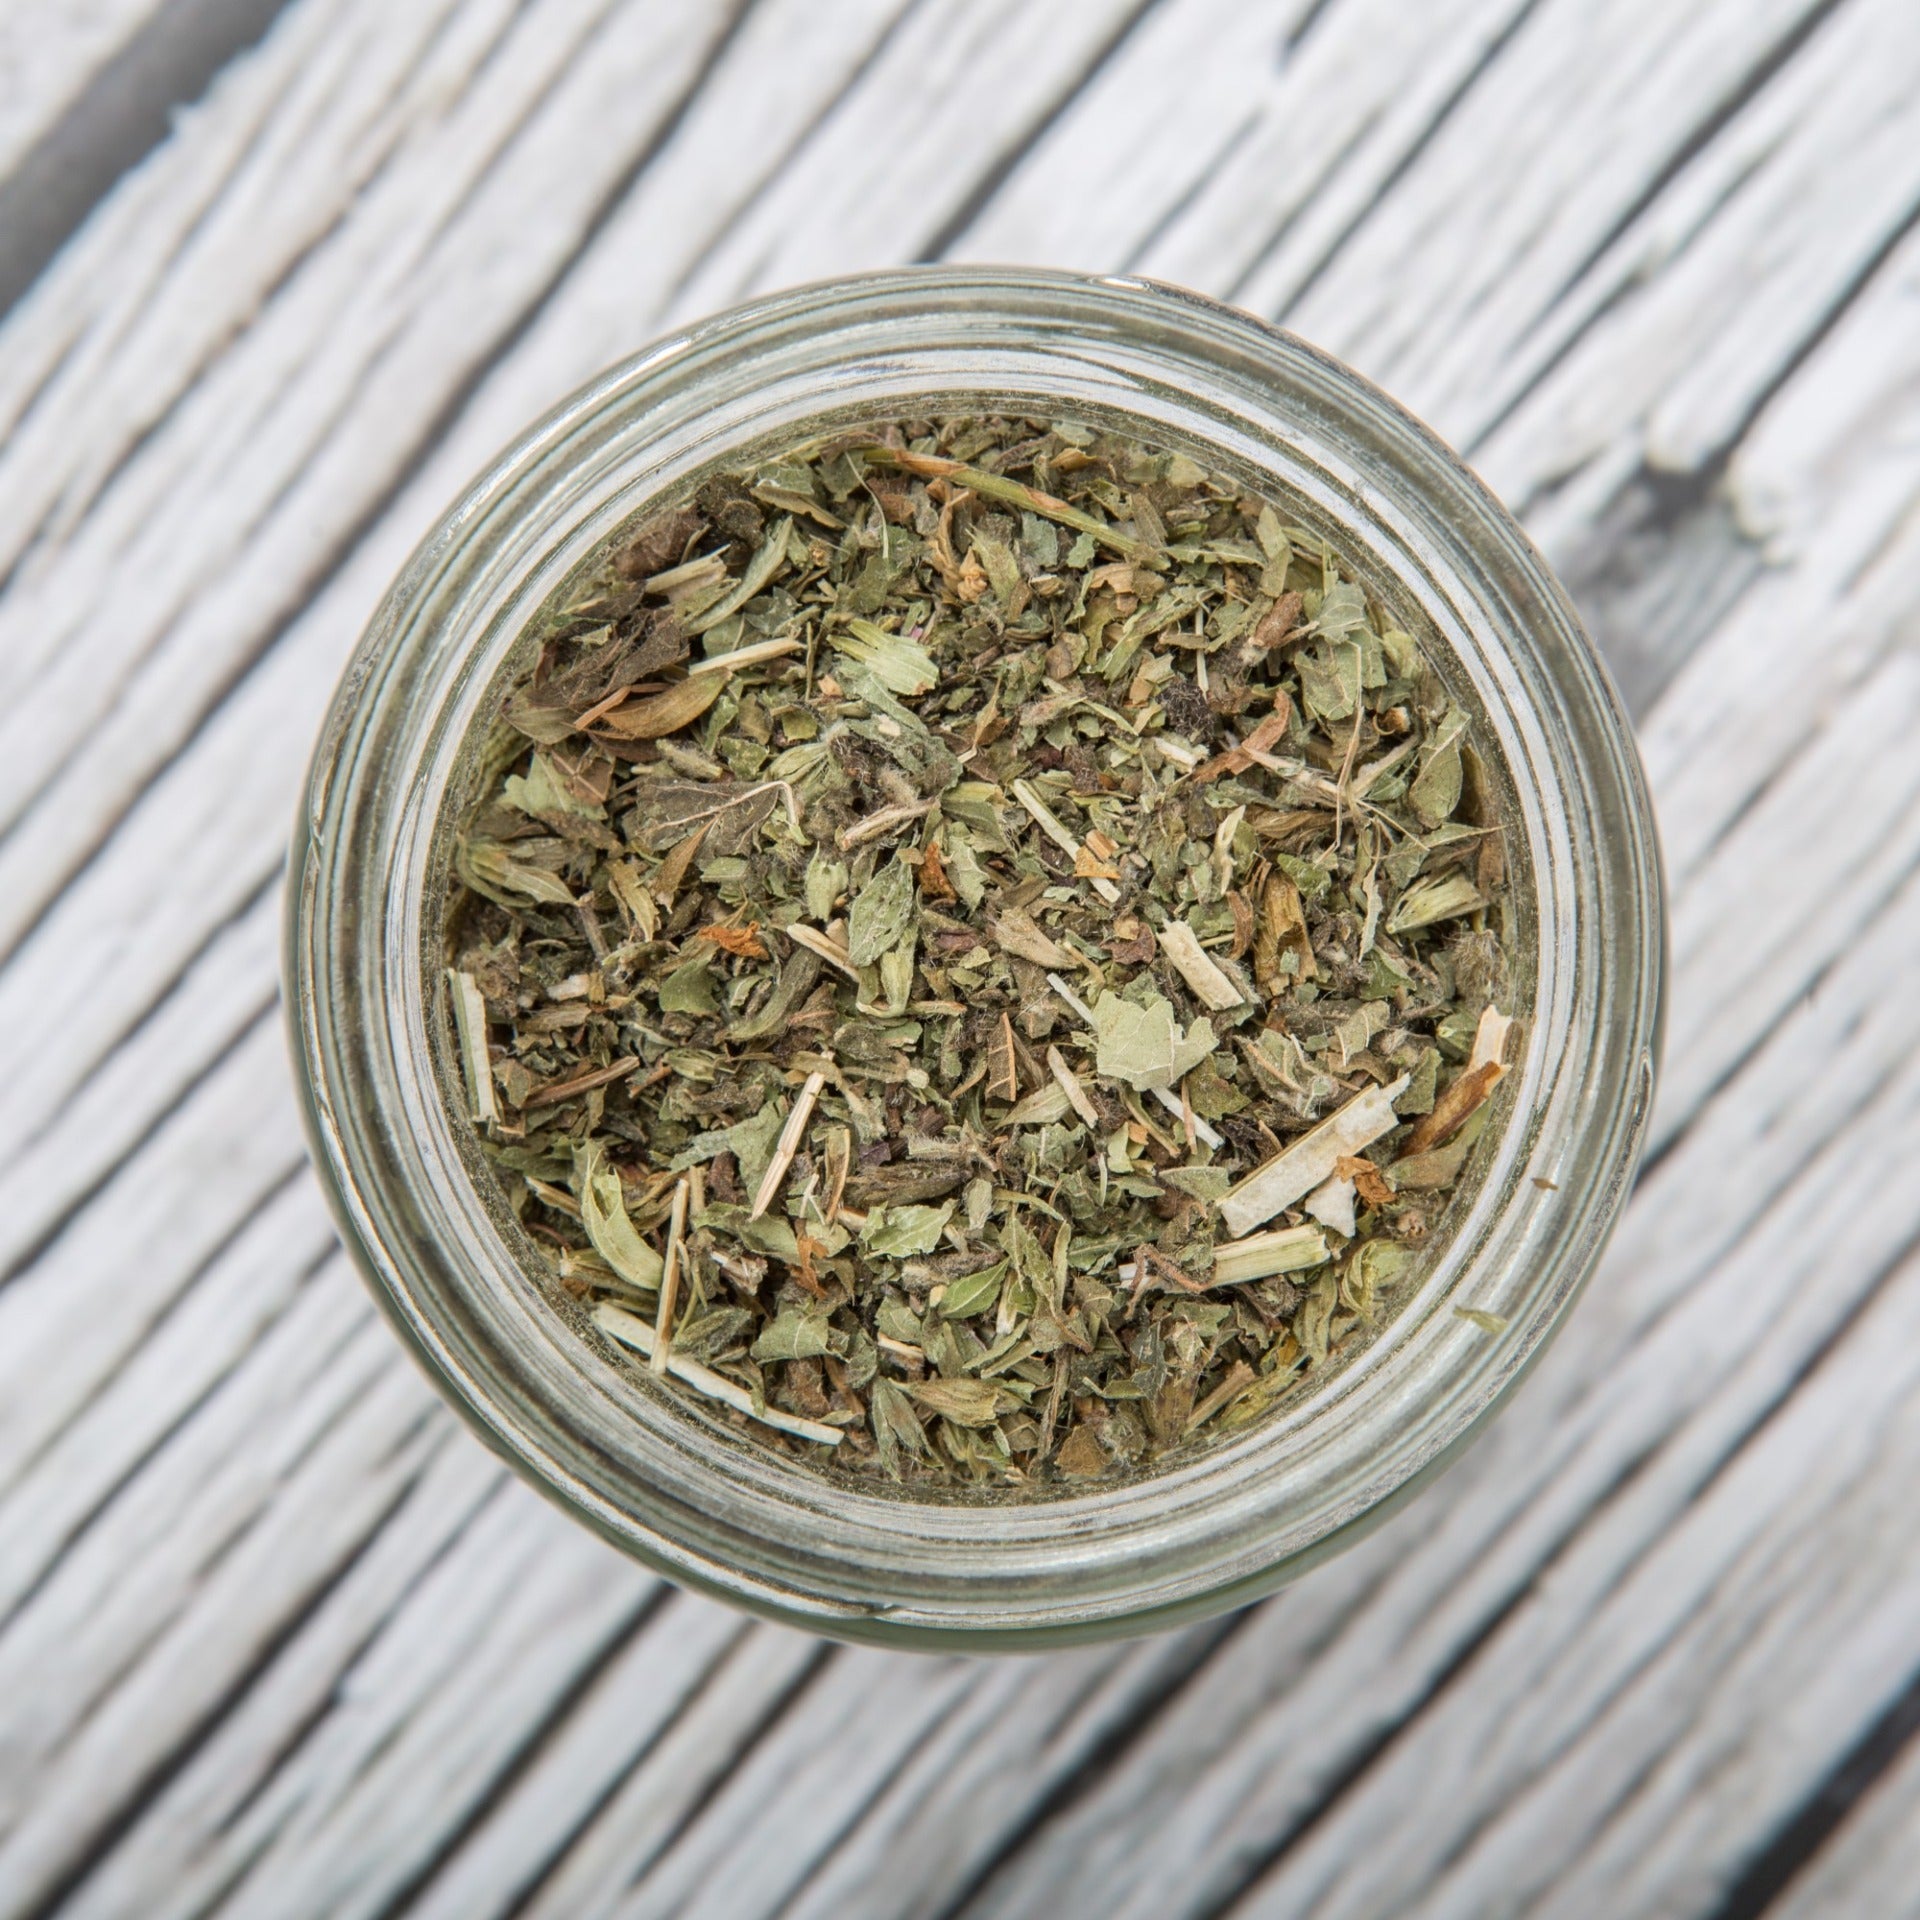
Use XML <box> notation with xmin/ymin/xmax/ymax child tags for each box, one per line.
<box><xmin>286</xmin><ymin>268</ymin><xmax>1663</xmax><ymax>1650</ymax></box>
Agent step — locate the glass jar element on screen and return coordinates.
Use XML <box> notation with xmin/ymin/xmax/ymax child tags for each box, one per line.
<box><xmin>286</xmin><ymin>268</ymin><xmax>1663</xmax><ymax>1650</ymax></box>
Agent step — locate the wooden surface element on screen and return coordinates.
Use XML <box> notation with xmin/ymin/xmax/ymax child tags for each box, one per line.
<box><xmin>2</xmin><ymin>2</ymin><xmax>1919</xmax><ymax>1914</ymax></box>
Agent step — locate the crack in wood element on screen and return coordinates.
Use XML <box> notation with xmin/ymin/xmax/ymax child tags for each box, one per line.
<box><xmin>917</xmin><ymin>0</ymin><xmax>1169</xmax><ymax>261</ymax></box>
<box><xmin>1227</xmin><ymin>0</ymin><xmax>1549</xmax><ymax>311</ymax></box>
<box><xmin>0</xmin><ymin>0</ymin><xmax>295</xmax><ymax>321</ymax></box>
<box><xmin>1709</xmin><ymin>1659</ymin><xmax>1920</xmax><ymax>1919</ymax></box>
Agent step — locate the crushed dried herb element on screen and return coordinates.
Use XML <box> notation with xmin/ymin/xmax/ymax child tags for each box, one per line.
<box><xmin>440</xmin><ymin>413</ymin><xmax>1522</xmax><ymax>1489</ymax></box>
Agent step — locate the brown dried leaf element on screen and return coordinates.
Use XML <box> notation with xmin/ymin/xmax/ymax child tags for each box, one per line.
<box><xmin>649</xmin><ymin>823</ymin><xmax>709</xmax><ymax>906</ymax></box>
<box><xmin>1254</xmin><ymin>870</ymin><xmax>1316</xmax><ymax>991</ymax></box>
<box><xmin>613</xmin><ymin>506</ymin><xmax>706</xmax><ymax>581</ymax></box>
<box><xmin>915</xmin><ymin>840</ymin><xmax>956</xmax><ymax>903</ymax></box>
<box><xmin>1250</xmin><ymin>591</ymin><xmax>1304</xmax><ymax>648</ymax></box>
<box><xmin>1402</xmin><ymin>1061</ymin><xmax>1505</xmax><ymax>1156</ymax></box>
<box><xmin>1191</xmin><ymin>699</ymin><xmax>1292</xmax><ymax>783</ymax></box>
<box><xmin>991</xmin><ymin>909</ymin><xmax>1077</xmax><ymax>970</ymax></box>
<box><xmin>1227</xmin><ymin>888</ymin><xmax>1256</xmax><ymax>960</ymax></box>
<box><xmin>696</xmin><ymin>923</ymin><xmax>769</xmax><ymax>961</ymax></box>
<box><xmin>987</xmin><ymin>1012</ymin><xmax>1019</xmax><ymax>1104</ymax></box>
<box><xmin>1477</xmin><ymin>831</ymin><xmax>1508</xmax><ymax>897</ymax></box>
<box><xmin>1108</xmin><ymin>917</ymin><xmax>1156</xmax><ymax>967</ymax></box>
<box><xmin>1055</xmin><ymin>1424</ymin><xmax>1108</xmax><ymax>1476</ymax></box>
<box><xmin>588</xmin><ymin>675</ymin><xmax>722</xmax><ymax>741</ymax></box>
<box><xmin>1336</xmin><ymin>1154</ymin><xmax>1395</xmax><ymax>1209</ymax></box>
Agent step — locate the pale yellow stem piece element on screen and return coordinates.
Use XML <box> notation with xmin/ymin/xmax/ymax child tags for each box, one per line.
<box><xmin>784</xmin><ymin>922</ymin><xmax>861</xmax><ymax>982</ymax></box>
<box><xmin>1011</xmin><ymin>779</ymin><xmax>1122</xmax><ymax>904</ymax></box>
<box><xmin>1046</xmin><ymin>1047</ymin><xmax>1103</xmax><ymax>1129</ymax></box>
<box><xmin>1158</xmin><ymin>920</ymin><xmax>1246</xmax><ymax>1011</ymax></box>
<box><xmin>750</xmin><ymin>1070</ymin><xmax>828</xmax><ymax>1220</ymax></box>
<box><xmin>1209</xmin><ymin>1224</ymin><xmax>1333</xmax><ymax>1286</ymax></box>
<box><xmin>684</xmin><ymin>633</ymin><xmax>804</xmax><ymax>675</ymax></box>
<box><xmin>650</xmin><ymin>1177</ymin><xmax>691</xmax><ymax>1377</ymax></box>
<box><xmin>1220</xmin><ymin>1075</ymin><xmax>1411</xmax><ymax>1239</ymax></box>
<box><xmin>595</xmin><ymin>1304</ymin><xmax>843</xmax><ymax>1445</ymax></box>
<box><xmin>446</xmin><ymin>970</ymin><xmax>498</xmax><ymax>1125</ymax></box>
<box><xmin>1469</xmin><ymin>1003</ymin><xmax>1515</xmax><ymax>1072</ymax></box>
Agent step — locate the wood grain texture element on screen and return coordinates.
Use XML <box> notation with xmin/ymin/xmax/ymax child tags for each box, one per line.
<box><xmin>1769</xmin><ymin>1714</ymin><xmax>1920</xmax><ymax>1919</ymax></box>
<box><xmin>1</xmin><ymin>0</ymin><xmax>1918</xmax><ymax>1915</ymax></box>
<box><xmin>0</xmin><ymin>0</ymin><xmax>174</xmax><ymax>179</ymax></box>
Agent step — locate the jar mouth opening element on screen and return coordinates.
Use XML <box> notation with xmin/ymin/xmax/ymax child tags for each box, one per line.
<box><xmin>290</xmin><ymin>267</ymin><xmax>1662</xmax><ymax>1643</ymax></box>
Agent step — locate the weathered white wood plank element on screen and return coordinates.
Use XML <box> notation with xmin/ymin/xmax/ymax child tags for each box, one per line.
<box><xmin>781</xmin><ymin>1627</ymin><xmax>1238</xmax><ymax>1920</ymax></box>
<box><xmin>660</xmin><ymin>0</ymin><xmax>1151</xmax><ymax>316</ymax></box>
<box><xmin>463</xmin><ymin>0</ymin><xmax>917</xmax><ymax>443</ymax></box>
<box><xmin>0</xmin><ymin>1018</ymin><xmax>308</xmax><ymax>1496</ymax></box>
<box><xmin>0</xmin><ymin>0</ymin><xmax>739</xmax><ymax>947</ymax></box>
<box><xmin>618</xmin><ymin>1636</ymin><xmax>1223</xmax><ymax>1920</ymax></box>
<box><xmin>518</xmin><ymin>1624</ymin><xmax>828</xmax><ymax>1920</ymax></box>
<box><xmin>0</xmin><ymin>887</ymin><xmax>280</xmax><ymax>1282</ymax></box>
<box><xmin>0</xmin><ymin>1287</ymin><xmax>439</xmax><ymax>1910</ymax></box>
<box><xmin>1652</xmin><ymin>646</ymin><xmax>1920</xmax><ymax>1141</ymax></box>
<box><xmin>1638</xmin><ymin>511</ymin><xmax>1920</xmax><ymax>895</ymax></box>
<box><xmin>56</xmin><ymin>1437</ymin><xmax>509</xmax><ymax>1920</ymax></box>
<box><xmin>1272</xmin><ymin>0</ymin><xmax>1841</xmax><ymax>429</ymax></box>
<box><xmin>0</xmin><ymin>1173</ymin><xmax>334</xmax><ymax>1620</ymax></box>
<box><xmin>0</xmin><ymin>0</ymin><xmax>482</xmax><ymax>560</ymax></box>
<box><xmin>1769</xmin><ymin>1724</ymin><xmax>1920</xmax><ymax>1920</ymax></box>
<box><xmin>1731</xmin><ymin>219</ymin><xmax>1920</xmax><ymax>560</ymax></box>
<box><xmin>1</xmin><ymin>0</ymin><xmax>1919</xmax><ymax>1913</ymax></box>
<box><xmin>935</xmin><ymin>0</ymin><xmax>1312</xmax><ymax>272</ymax></box>
<box><xmin>142</xmin><ymin>1491</ymin><xmax>654</xmax><ymax>1920</ymax></box>
<box><xmin>1234</xmin><ymin>1244</ymin><xmax>1920</xmax><ymax>1919</ymax></box>
<box><xmin>0</xmin><ymin>0</ymin><xmax>173</xmax><ymax>182</ymax></box>
<box><xmin>970</xmin><ymin>0</ymin><xmax>1532</xmax><ymax>295</ymax></box>
<box><xmin>1474</xmin><ymin>0</ymin><xmax>1920</xmax><ymax>515</ymax></box>
<box><xmin>401</xmin><ymin>1593</ymin><xmax>749</xmax><ymax>1920</ymax></box>
<box><xmin>612</xmin><ymin>1652</ymin><xmax>990</xmax><ymax>1920</ymax></box>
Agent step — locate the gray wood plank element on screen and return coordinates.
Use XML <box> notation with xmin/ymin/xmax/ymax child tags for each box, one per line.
<box><xmin>0</xmin><ymin>0</ymin><xmax>290</xmax><ymax>316</ymax></box>
<box><xmin>0</xmin><ymin>0</ymin><xmax>1918</xmax><ymax>1915</ymax></box>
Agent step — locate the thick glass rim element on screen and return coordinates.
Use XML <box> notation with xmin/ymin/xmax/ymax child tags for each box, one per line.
<box><xmin>287</xmin><ymin>266</ymin><xmax>1663</xmax><ymax>1648</ymax></box>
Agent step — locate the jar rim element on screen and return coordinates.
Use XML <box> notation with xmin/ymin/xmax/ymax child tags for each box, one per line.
<box><xmin>287</xmin><ymin>266</ymin><xmax>1663</xmax><ymax>1648</ymax></box>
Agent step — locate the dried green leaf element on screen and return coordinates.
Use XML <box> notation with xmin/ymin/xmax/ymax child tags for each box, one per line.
<box><xmin>1409</xmin><ymin>708</ymin><xmax>1467</xmax><ymax>826</ymax></box>
<box><xmin>688</xmin><ymin>516</ymin><xmax>792</xmax><ymax>638</ymax></box>
<box><xmin>830</xmin><ymin>619</ymin><xmax>939</xmax><ymax>696</ymax></box>
<box><xmin>462</xmin><ymin>841</ymin><xmax>576</xmax><ymax>907</ymax></box>
<box><xmin>501</xmin><ymin>752</ymin><xmax>605</xmax><ymax>820</ymax></box>
<box><xmin>657</xmin><ymin>951</ymin><xmax>719</xmax><ymax>1014</ymax></box>
<box><xmin>902</xmin><ymin>1377</ymin><xmax>1001</xmax><ymax>1427</ymax></box>
<box><xmin>805</xmin><ymin>852</ymin><xmax>848</xmax><ymax>922</ymax></box>
<box><xmin>860</xmin><ymin>1201</ymin><xmax>955</xmax><ymax>1257</ymax></box>
<box><xmin>751</xmin><ymin>1304</ymin><xmax>833</xmax><ymax>1362</ymax></box>
<box><xmin>938</xmin><ymin>1263</ymin><xmax>1006</xmax><ymax>1319</ymax></box>
<box><xmin>1386</xmin><ymin>873</ymin><xmax>1487</xmax><ymax>934</ymax></box>
<box><xmin>1090</xmin><ymin>991</ymin><xmax>1218</xmax><ymax>1092</ymax></box>
<box><xmin>846</xmin><ymin>855</ymin><xmax>917</xmax><ymax>965</ymax></box>
<box><xmin>580</xmin><ymin>1168</ymin><xmax>664</xmax><ymax>1292</ymax></box>
<box><xmin>589</xmin><ymin>675</ymin><xmax>722</xmax><ymax>741</ymax></box>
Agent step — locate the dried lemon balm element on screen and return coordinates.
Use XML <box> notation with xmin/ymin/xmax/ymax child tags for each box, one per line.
<box><xmin>439</xmin><ymin>412</ymin><xmax>1522</xmax><ymax>1490</ymax></box>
